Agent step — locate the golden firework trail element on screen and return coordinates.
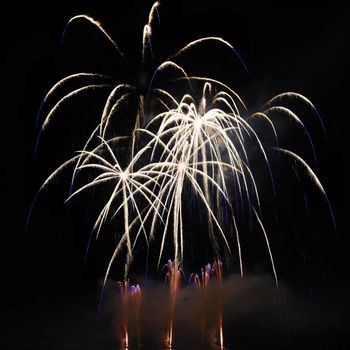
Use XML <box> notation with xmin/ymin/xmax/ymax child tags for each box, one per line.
<box><xmin>31</xmin><ymin>1</ymin><xmax>336</xmax><ymax>292</ymax></box>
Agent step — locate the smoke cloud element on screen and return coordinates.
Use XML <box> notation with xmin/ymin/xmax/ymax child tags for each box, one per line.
<box><xmin>3</xmin><ymin>274</ymin><xmax>348</xmax><ymax>350</ymax></box>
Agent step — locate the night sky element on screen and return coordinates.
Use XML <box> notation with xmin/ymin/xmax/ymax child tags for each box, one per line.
<box><xmin>2</xmin><ymin>0</ymin><xmax>349</xmax><ymax>349</ymax></box>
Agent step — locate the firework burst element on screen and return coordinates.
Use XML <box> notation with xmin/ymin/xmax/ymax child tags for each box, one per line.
<box><xmin>31</xmin><ymin>1</ymin><xmax>336</xmax><ymax>292</ymax></box>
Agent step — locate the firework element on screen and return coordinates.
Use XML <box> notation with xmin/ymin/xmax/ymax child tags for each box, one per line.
<box><xmin>190</xmin><ymin>260</ymin><xmax>225</xmax><ymax>347</ymax></box>
<box><xmin>31</xmin><ymin>1</ymin><xmax>336</xmax><ymax>301</ymax></box>
<box><xmin>118</xmin><ymin>280</ymin><xmax>142</xmax><ymax>348</ymax></box>
<box><xmin>164</xmin><ymin>260</ymin><xmax>181</xmax><ymax>348</ymax></box>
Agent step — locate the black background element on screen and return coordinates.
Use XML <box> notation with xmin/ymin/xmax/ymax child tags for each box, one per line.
<box><xmin>2</xmin><ymin>0</ymin><xmax>349</xmax><ymax>349</ymax></box>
